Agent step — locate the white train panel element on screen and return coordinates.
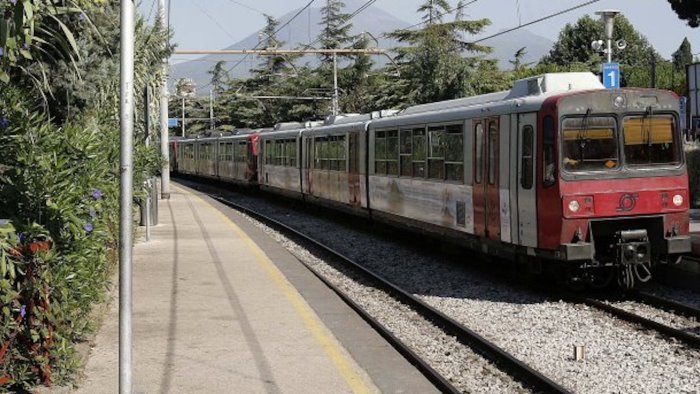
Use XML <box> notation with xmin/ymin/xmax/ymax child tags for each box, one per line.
<box><xmin>368</xmin><ymin>176</ymin><xmax>473</xmax><ymax>233</ymax></box>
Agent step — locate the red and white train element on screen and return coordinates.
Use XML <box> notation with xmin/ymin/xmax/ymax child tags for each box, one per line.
<box><xmin>171</xmin><ymin>72</ymin><xmax>691</xmax><ymax>288</ymax></box>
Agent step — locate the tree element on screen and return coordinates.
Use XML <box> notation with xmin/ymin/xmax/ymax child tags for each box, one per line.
<box><xmin>541</xmin><ymin>14</ymin><xmax>658</xmax><ymax>70</ymax></box>
<box><xmin>208</xmin><ymin>61</ymin><xmax>229</xmax><ymax>94</ymax></box>
<box><xmin>387</xmin><ymin>0</ymin><xmax>495</xmax><ymax>105</ymax></box>
<box><xmin>510</xmin><ymin>47</ymin><xmax>531</xmax><ymax>72</ymax></box>
<box><xmin>668</xmin><ymin>0</ymin><xmax>700</xmax><ymax>27</ymax></box>
<box><xmin>672</xmin><ymin>37</ymin><xmax>693</xmax><ymax>71</ymax></box>
<box><xmin>418</xmin><ymin>0</ymin><xmax>452</xmax><ymax>25</ymax></box>
<box><xmin>318</xmin><ymin>0</ymin><xmax>352</xmax><ymax>67</ymax></box>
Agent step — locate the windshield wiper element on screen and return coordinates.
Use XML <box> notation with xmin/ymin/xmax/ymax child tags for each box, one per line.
<box><xmin>578</xmin><ymin>108</ymin><xmax>591</xmax><ymax>162</ymax></box>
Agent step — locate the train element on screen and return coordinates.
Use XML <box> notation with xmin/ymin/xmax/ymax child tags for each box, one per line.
<box><xmin>170</xmin><ymin>72</ymin><xmax>691</xmax><ymax>289</ymax></box>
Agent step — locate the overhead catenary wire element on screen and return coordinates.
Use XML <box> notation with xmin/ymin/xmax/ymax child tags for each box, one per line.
<box><xmin>190</xmin><ymin>0</ymin><xmax>238</xmax><ymax>41</ymax></box>
<box><xmin>401</xmin><ymin>0</ymin><xmax>480</xmax><ymax>31</ymax></box>
<box><xmin>197</xmin><ymin>0</ymin><xmax>318</xmax><ymax>91</ymax></box>
<box><xmin>302</xmin><ymin>0</ymin><xmax>381</xmax><ymax>48</ymax></box>
<box><xmin>471</xmin><ymin>0</ymin><xmax>601</xmax><ymax>43</ymax></box>
<box><xmin>224</xmin><ymin>0</ymin><xmax>267</xmax><ymax>16</ymax></box>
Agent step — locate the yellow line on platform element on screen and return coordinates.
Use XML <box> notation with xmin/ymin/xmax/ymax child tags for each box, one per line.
<box><xmin>181</xmin><ymin>187</ymin><xmax>373</xmax><ymax>394</ymax></box>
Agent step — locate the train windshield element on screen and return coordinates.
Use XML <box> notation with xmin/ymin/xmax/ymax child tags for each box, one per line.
<box><xmin>562</xmin><ymin>116</ymin><xmax>619</xmax><ymax>172</ymax></box>
<box><xmin>622</xmin><ymin>114</ymin><xmax>680</xmax><ymax>166</ymax></box>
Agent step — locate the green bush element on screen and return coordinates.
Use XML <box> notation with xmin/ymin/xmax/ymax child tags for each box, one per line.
<box><xmin>0</xmin><ymin>86</ymin><xmax>121</xmax><ymax>390</ymax></box>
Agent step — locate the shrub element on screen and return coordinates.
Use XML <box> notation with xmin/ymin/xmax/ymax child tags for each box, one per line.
<box><xmin>0</xmin><ymin>86</ymin><xmax>120</xmax><ymax>390</ymax></box>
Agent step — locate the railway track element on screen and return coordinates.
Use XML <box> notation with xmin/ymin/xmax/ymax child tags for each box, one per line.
<box><xmin>207</xmin><ymin>192</ymin><xmax>570</xmax><ymax>394</ymax></box>
<box><xmin>569</xmin><ymin>291</ymin><xmax>700</xmax><ymax>350</ymax></box>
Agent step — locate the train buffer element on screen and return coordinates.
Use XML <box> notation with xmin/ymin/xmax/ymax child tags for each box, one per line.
<box><xmin>67</xmin><ymin>183</ymin><xmax>435</xmax><ymax>393</ymax></box>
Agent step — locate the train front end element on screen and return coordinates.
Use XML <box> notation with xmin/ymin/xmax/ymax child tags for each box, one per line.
<box><xmin>541</xmin><ymin>89</ymin><xmax>691</xmax><ymax>288</ymax></box>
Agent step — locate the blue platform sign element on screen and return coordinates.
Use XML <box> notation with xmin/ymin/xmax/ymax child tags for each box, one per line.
<box><xmin>602</xmin><ymin>62</ymin><xmax>620</xmax><ymax>89</ymax></box>
<box><xmin>168</xmin><ymin>118</ymin><xmax>179</xmax><ymax>127</ymax></box>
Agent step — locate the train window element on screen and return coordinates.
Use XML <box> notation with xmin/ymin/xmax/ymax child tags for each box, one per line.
<box><xmin>400</xmin><ymin>129</ymin><xmax>412</xmax><ymax>176</ymax></box>
<box><xmin>330</xmin><ymin>137</ymin><xmax>339</xmax><ymax>171</ymax></box>
<box><xmin>475</xmin><ymin>123</ymin><xmax>484</xmax><ymax>184</ymax></box>
<box><xmin>387</xmin><ymin>130</ymin><xmax>399</xmax><ymax>175</ymax></box>
<box><xmin>445</xmin><ymin>124</ymin><xmax>464</xmax><ymax>182</ymax></box>
<box><xmin>543</xmin><ymin>115</ymin><xmax>556</xmax><ymax>186</ymax></box>
<box><xmin>235</xmin><ymin>142</ymin><xmax>247</xmax><ymax>163</ymax></box>
<box><xmin>488</xmin><ymin>122</ymin><xmax>497</xmax><ymax>185</ymax></box>
<box><xmin>338</xmin><ymin>135</ymin><xmax>347</xmax><ymax>172</ymax></box>
<box><xmin>562</xmin><ymin>116</ymin><xmax>618</xmax><ymax>172</ymax></box>
<box><xmin>412</xmin><ymin>128</ymin><xmax>426</xmax><ymax>178</ymax></box>
<box><xmin>428</xmin><ymin>126</ymin><xmax>445</xmax><ymax>180</ymax></box>
<box><xmin>265</xmin><ymin>140</ymin><xmax>273</xmax><ymax>165</ymax></box>
<box><xmin>623</xmin><ymin>114</ymin><xmax>679</xmax><ymax>166</ymax></box>
<box><xmin>306</xmin><ymin>139</ymin><xmax>313</xmax><ymax>168</ymax></box>
<box><xmin>521</xmin><ymin>126</ymin><xmax>534</xmax><ymax>189</ymax></box>
<box><xmin>288</xmin><ymin>139</ymin><xmax>297</xmax><ymax>167</ymax></box>
<box><xmin>375</xmin><ymin>131</ymin><xmax>386</xmax><ymax>174</ymax></box>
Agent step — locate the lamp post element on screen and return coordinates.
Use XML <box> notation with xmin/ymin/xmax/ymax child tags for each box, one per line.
<box><xmin>176</xmin><ymin>78</ymin><xmax>196</xmax><ymax>137</ymax></box>
<box><xmin>595</xmin><ymin>10</ymin><xmax>621</xmax><ymax>64</ymax></box>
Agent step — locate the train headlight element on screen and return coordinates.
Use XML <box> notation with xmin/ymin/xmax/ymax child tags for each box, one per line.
<box><xmin>613</xmin><ymin>95</ymin><xmax>626</xmax><ymax>108</ymax></box>
<box><xmin>568</xmin><ymin>200</ymin><xmax>580</xmax><ymax>213</ymax></box>
<box><xmin>673</xmin><ymin>194</ymin><xmax>683</xmax><ymax>207</ymax></box>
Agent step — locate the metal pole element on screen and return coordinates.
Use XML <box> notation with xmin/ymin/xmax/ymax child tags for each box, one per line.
<box><xmin>181</xmin><ymin>96</ymin><xmax>185</xmax><ymax>137</ymax></box>
<box><xmin>159</xmin><ymin>0</ymin><xmax>171</xmax><ymax>199</ymax></box>
<box><xmin>332</xmin><ymin>52</ymin><xmax>339</xmax><ymax>116</ymax></box>
<box><xmin>119</xmin><ymin>0</ymin><xmax>135</xmax><ymax>393</ymax></box>
<box><xmin>606</xmin><ymin>37</ymin><xmax>612</xmax><ymax>64</ymax></box>
<box><xmin>209</xmin><ymin>89</ymin><xmax>214</xmax><ymax>130</ymax></box>
<box><xmin>144</xmin><ymin>86</ymin><xmax>151</xmax><ymax>241</ymax></box>
<box><xmin>651</xmin><ymin>54</ymin><xmax>657</xmax><ymax>88</ymax></box>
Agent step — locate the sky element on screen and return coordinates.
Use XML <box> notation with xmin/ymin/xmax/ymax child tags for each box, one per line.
<box><xmin>138</xmin><ymin>0</ymin><xmax>700</xmax><ymax>65</ymax></box>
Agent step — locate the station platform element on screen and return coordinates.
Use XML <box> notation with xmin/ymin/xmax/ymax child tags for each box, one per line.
<box><xmin>67</xmin><ymin>184</ymin><xmax>438</xmax><ymax>394</ymax></box>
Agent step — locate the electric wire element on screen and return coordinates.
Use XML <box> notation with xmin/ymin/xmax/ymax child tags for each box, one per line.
<box><xmin>197</xmin><ymin>0</ymin><xmax>318</xmax><ymax>91</ymax></box>
<box><xmin>401</xmin><ymin>0</ymin><xmax>480</xmax><ymax>31</ymax></box>
<box><xmin>302</xmin><ymin>0</ymin><xmax>381</xmax><ymax>51</ymax></box>
<box><xmin>224</xmin><ymin>0</ymin><xmax>266</xmax><ymax>16</ymax></box>
<box><xmin>471</xmin><ymin>0</ymin><xmax>601</xmax><ymax>43</ymax></box>
<box><xmin>191</xmin><ymin>0</ymin><xmax>238</xmax><ymax>41</ymax></box>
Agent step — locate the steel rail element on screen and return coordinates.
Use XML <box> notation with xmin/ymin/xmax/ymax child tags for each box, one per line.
<box><xmin>572</xmin><ymin>296</ymin><xmax>700</xmax><ymax>349</ymax></box>
<box><xmin>629</xmin><ymin>291</ymin><xmax>700</xmax><ymax>320</ymax></box>
<box><xmin>207</xmin><ymin>192</ymin><xmax>570</xmax><ymax>394</ymax></box>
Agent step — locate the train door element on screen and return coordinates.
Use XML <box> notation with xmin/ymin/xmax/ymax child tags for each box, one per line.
<box><xmin>517</xmin><ymin>113</ymin><xmax>538</xmax><ymax>247</ymax></box>
<box><xmin>348</xmin><ymin>131</ymin><xmax>361</xmax><ymax>205</ymax></box>
<box><xmin>473</xmin><ymin>118</ymin><xmax>501</xmax><ymax>240</ymax></box>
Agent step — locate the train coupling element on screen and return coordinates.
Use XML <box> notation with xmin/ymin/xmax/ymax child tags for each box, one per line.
<box><xmin>616</xmin><ymin>229</ymin><xmax>651</xmax><ymax>289</ymax></box>
<box><xmin>616</xmin><ymin>230</ymin><xmax>650</xmax><ymax>267</ymax></box>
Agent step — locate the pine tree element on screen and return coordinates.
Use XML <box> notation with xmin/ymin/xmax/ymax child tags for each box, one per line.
<box><xmin>418</xmin><ymin>0</ymin><xmax>452</xmax><ymax>25</ymax></box>
<box><xmin>672</xmin><ymin>37</ymin><xmax>693</xmax><ymax>71</ymax></box>
<box><xmin>387</xmin><ymin>0</ymin><xmax>494</xmax><ymax>105</ymax></box>
<box><xmin>318</xmin><ymin>0</ymin><xmax>352</xmax><ymax>67</ymax></box>
<box><xmin>208</xmin><ymin>61</ymin><xmax>229</xmax><ymax>94</ymax></box>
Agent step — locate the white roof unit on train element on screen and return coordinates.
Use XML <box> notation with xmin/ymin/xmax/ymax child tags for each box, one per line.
<box><xmin>401</xmin><ymin>72</ymin><xmax>605</xmax><ymax>115</ymax></box>
<box><xmin>324</xmin><ymin>110</ymin><xmax>401</xmax><ymax>126</ymax></box>
<box><xmin>274</xmin><ymin>122</ymin><xmax>306</xmax><ymax>131</ymax></box>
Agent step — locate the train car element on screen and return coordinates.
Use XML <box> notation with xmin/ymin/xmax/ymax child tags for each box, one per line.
<box><xmin>367</xmin><ymin>72</ymin><xmax>690</xmax><ymax>288</ymax></box>
<box><xmin>216</xmin><ymin>132</ymin><xmax>260</xmax><ymax>185</ymax></box>
<box><xmin>195</xmin><ymin>137</ymin><xmax>219</xmax><ymax>178</ymax></box>
<box><xmin>175</xmin><ymin>131</ymin><xmax>260</xmax><ymax>185</ymax></box>
<box><xmin>257</xmin><ymin>125</ymin><xmax>304</xmax><ymax>197</ymax></box>
<box><xmin>301</xmin><ymin>114</ymin><xmax>369</xmax><ymax>211</ymax></box>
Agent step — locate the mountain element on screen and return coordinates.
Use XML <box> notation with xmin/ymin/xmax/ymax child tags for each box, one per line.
<box><xmin>170</xmin><ymin>1</ymin><xmax>555</xmax><ymax>92</ymax></box>
<box><xmin>170</xmin><ymin>0</ymin><xmax>409</xmax><ymax>91</ymax></box>
<box><xmin>480</xmin><ymin>30</ymin><xmax>554</xmax><ymax>70</ymax></box>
